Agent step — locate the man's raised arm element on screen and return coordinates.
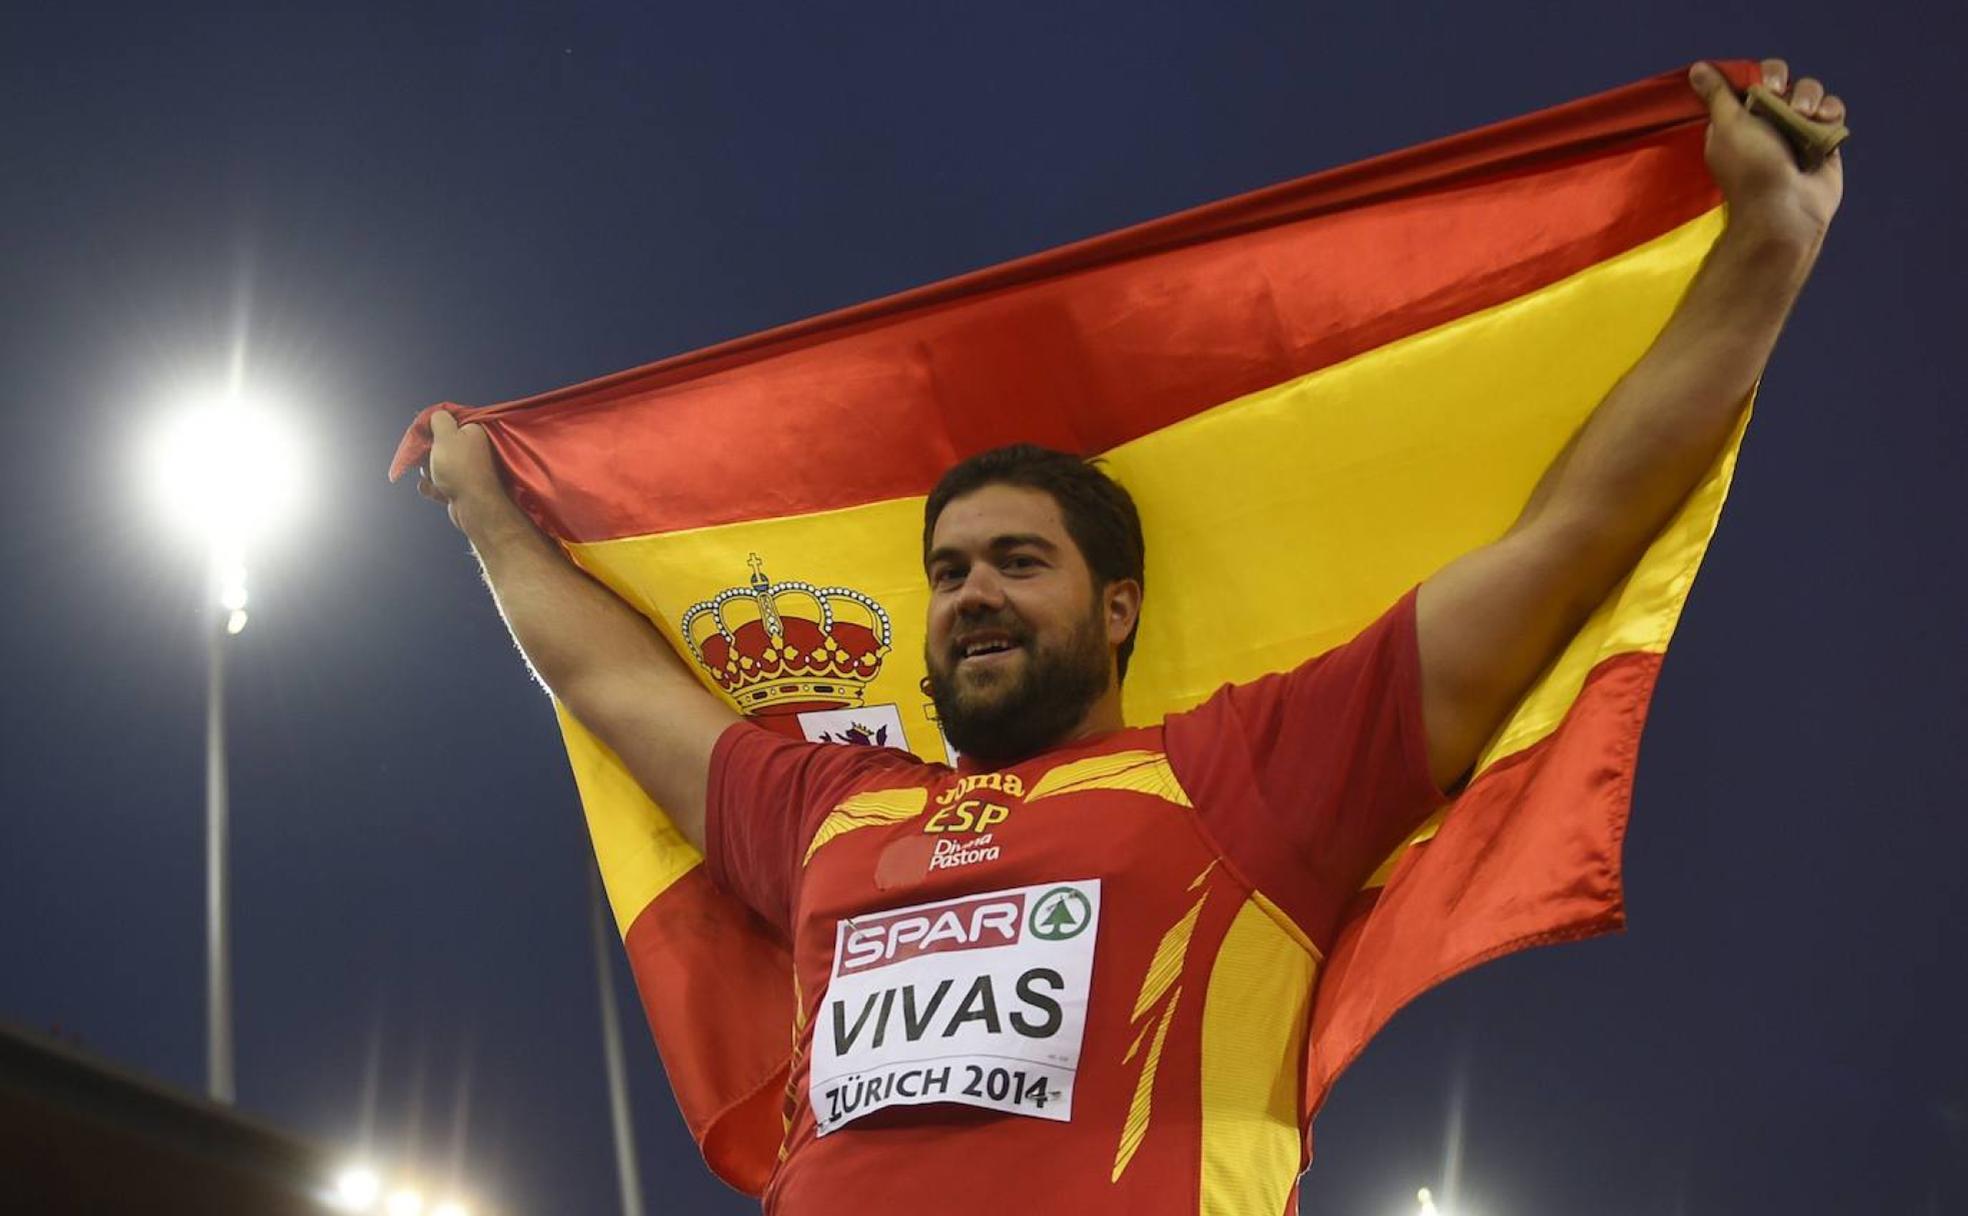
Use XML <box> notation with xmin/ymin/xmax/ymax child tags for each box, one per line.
<box><xmin>421</xmin><ymin>410</ymin><xmax>736</xmax><ymax>850</ymax></box>
<box><xmin>1415</xmin><ymin>58</ymin><xmax>1847</xmax><ymax>791</ymax></box>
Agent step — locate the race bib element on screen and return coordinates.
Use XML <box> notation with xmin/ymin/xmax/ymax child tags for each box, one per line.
<box><xmin>811</xmin><ymin>880</ymin><xmax>1101</xmax><ymax>1136</ymax></box>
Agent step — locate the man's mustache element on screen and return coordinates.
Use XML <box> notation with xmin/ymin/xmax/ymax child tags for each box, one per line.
<box><xmin>943</xmin><ymin>611</ymin><xmax>1031</xmax><ymax>663</ymax></box>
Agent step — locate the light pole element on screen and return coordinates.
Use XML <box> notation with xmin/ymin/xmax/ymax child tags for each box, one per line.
<box><xmin>151</xmin><ymin>394</ymin><xmax>301</xmax><ymax>1104</ymax></box>
<box><xmin>206</xmin><ymin>557</ymin><xmax>234</xmax><ymax>1102</ymax></box>
<box><xmin>204</xmin><ymin>544</ymin><xmax>250</xmax><ymax>1101</ymax></box>
<box><xmin>590</xmin><ymin>867</ymin><xmax>646</xmax><ymax>1216</ymax></box>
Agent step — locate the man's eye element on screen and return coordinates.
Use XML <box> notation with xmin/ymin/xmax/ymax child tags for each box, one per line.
<box><xmin>932</xmin><ymin>567</ymin><xmax>964</xmax><ymax>587</ymax></box>
<box><xmin>1003</xmin><ymin>555</ymin><xmax>1040</xmax><ymax>571</ymax></box>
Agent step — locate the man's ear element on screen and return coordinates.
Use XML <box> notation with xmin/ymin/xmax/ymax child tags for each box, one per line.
<box><xmin>1103</xmin><ymin>578</ymin><xmax>1143</xmax><ymax>647</ymax></box>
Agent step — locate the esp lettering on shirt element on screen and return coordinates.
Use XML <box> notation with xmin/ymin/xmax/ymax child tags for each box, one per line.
<box><xmin>924</xmin><ymin>771</ymin><xmax>1026</xmax><ymax>834</ymax></box>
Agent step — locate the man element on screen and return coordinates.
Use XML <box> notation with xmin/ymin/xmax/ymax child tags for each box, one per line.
<box><xmin>422</xmin><ymin>61</ymin><xmax>1844</xmax><ymax>1214</ymax></box>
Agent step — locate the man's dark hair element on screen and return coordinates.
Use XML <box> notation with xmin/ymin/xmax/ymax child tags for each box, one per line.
<box><xmin>922</xmin><ymin>444</ymin><xmax>1147</xmax><ymax>680</ymax></box>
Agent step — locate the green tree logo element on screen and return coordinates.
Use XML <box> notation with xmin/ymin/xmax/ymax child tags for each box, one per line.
<box><xmin>1029</xmin><ymin>888</ymin><xmax>1092</xmax><ymax>941</ymax></box>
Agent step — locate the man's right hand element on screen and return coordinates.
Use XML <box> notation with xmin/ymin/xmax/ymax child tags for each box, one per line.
<box><xmin>418</xmin><ymin>410</ymin><xmax>505</xmax><ymax>532</ymax></box>
<box><xmin>412</xmin><ymin>403</ymin><xmax>733</xmax><ymax>853</ymax></box>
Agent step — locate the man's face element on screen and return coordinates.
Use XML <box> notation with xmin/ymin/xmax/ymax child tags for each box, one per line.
<box><xmin>923</xmin><ymin>484</ymin><xmax>1125</xmax><ymax>766</ymax></box>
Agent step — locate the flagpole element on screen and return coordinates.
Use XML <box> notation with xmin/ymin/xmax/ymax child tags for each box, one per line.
<box><xmin>206</xmin><ymin>591</ymin><xmax>235</xmax><ymax>1104</ymax></box>
<box><xmin>591</xmin><ymin>867</ymin><xmax>645</xmax><ymax>1216</ymax></box>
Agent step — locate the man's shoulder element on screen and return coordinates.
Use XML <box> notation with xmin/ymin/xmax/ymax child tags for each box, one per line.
<box><xmin>982</xmin><ymin>723</ymin><xmax>1186</xmax><ymax>802</ymax></box>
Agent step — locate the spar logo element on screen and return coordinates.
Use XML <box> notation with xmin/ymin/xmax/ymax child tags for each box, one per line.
<box><xmin>838</xmin><ymin>892</ymin><xmax>1027</xmax><ymax>976</ymax></box>
<box><xmin>1028</xmin><ymin>887</ymin><xmax>1092</xmax><ymax>941</ymax></box>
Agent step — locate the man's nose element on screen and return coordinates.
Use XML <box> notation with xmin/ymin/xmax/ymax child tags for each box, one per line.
<box><xmin>953</xmin><ymin>564</ymin><xmax>1006</xmax><ymax>614</ymax></box>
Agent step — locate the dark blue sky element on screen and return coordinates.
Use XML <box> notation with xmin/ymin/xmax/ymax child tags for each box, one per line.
<box><xmin>2</xmin><ymin>3</ymin><xmax>1961</xmax><ymax>1214</ymax></box>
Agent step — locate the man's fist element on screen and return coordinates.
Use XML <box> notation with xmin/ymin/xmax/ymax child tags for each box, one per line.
<box><xmin>1689</xmin><ymin>59</ymin><xmax>1846</xmax><ymax>247</ymax></box>
<box><xmin>417</xmin><ymin>410</ymin><xmax>505</xmax><ymax>531</ymax></box>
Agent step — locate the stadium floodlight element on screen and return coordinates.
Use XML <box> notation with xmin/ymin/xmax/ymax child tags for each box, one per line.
<box><xmin>385</xmin><ymin>1187</ymin><xmax>426</xmax><ymax>1216</ymax></box>
<box><xmin>331</xmin><ymin>1164</ymin><xmax>382</xmax><ymax>1211</ymax></box>
<box><xmin>149</xmin><ymin>391</ymin><xmax>305</xmax><ymax>638</ymax></box>
<box><xmin>1418</xmin><ymin>1187</ymin><xmax>1440</xmax><ymax>1216</ymax></box>
<box><xmin>431</xmin><ymin>1201</ymin><xmax>471</xmax><ymax>1216</ymax></box>
<box><xmin>150</xmin><ymin>393</ymin><xmax>305</xmax><ymax>551</ymax></box>
<box><xmin>144</xmin><ymin>388</ymin><xmax>306</xmax><ymax>1105</ymax></box>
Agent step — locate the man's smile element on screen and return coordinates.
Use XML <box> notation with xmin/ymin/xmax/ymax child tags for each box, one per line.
<box><xmin>952</xmin><ymin>627</ymin><xmax>1027</xmax><ymax>671</ymax></box>
<box><xmin>956</xmin><ymin>645</ymin><xmax>1024</xmax><ymax>674</ymax></box>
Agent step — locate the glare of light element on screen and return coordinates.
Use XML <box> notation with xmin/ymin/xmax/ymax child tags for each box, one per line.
<box><xmin>385</xmin><ymin>1188</ymin><xmax>425</xmax><ymax>1216</ymax></box>
<box><xmin>431</xmin><ymin>1201</ymin><xmax>471</xmax><ymax>1216</ymax></box>
<box><xmin>147</xmin><ymin>392</ymin><xmax>305</xmax><ymax>551</ymax></box>
<box><xmin>226</xmin><ymin>609</ymin><xmax>249</xmax><ymax>635</ymax></box>
<box><xmin>1418</xmin><ymin>1187</ymin><xmax>1440</xmax><ymax>1216</ymax></box>
<box><xmin>331</xmin><ymin>1165</ymin><xmax>381</xmax><ymax>1211</ymax></box>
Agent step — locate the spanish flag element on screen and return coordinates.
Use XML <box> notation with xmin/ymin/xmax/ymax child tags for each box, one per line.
<box><xmin>393</xmin><ymin>61</ymin><xmax>1762</xmax><ymax>1192</ymax></box>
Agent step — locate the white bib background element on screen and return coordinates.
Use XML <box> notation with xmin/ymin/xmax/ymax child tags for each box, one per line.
<box><xmin>811</xmin><ymin>879</ymin><xmax>1101</xmax><ymax>1135</ymax></box>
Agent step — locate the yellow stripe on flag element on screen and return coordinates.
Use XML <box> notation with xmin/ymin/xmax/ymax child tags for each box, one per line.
<box><xmin>561</xmin><ymin>209</ymin><xmax>1739</xmax><ymax>934</ymax></box>
<box><xmin>1106</xmin><ymin>208</ymin><xmax>1733</xmax><ymax>717</ymax></box>
<box><xmin>1473</xmin><ymin>403</ymin><xmax>1748</xmax><ymax>770</ymax></box>
<box><xmin>556</xmin><ymin>702</ymin><xmax>704</xmax><ymax>935</ymax></box>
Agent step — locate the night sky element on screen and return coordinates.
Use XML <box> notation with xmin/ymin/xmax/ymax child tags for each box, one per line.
<box><xmin>3</xmin><ymin>3</ymin><xmax>1962</xmax><ymax>1214</ymax></box>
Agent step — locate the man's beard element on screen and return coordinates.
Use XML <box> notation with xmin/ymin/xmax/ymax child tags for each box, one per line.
<box><xmin>925</xmin><ymin>602</ymin><xmax>1112</xmax><ymax>768</ymax></box>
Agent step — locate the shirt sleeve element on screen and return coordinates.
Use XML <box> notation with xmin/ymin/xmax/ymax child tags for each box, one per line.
<box><xmin>1163</xmin><ymin>586</ymin><xmax>1447</xmax><ymax>946</ymax></box>
<box><xmin>703</xmin><ymin>723</ymin><xmax>927</xmax><ymax>938</ymax></box>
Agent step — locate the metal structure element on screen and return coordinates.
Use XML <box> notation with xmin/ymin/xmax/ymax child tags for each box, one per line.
<box><xmin>206</xmin><ymin>597</ymin><xmax>234</xmax><ymax>1104</ymax></box>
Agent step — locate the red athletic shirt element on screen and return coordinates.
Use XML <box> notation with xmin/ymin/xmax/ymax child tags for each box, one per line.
<box><xmin>706</xmin><ymin>589</ymin><xmax>1444</xmax><ymax>1215</ymax></box>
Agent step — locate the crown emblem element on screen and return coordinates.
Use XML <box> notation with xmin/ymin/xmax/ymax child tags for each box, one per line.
<box><xmin>681</xmin><ymin>555</ymin><xmax>894</xmax><ymax>718</ymax></box>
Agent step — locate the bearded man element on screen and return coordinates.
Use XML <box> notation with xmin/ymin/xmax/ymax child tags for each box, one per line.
<box><xmin>421</xmin><ymin>61</ymin><xmax>1845</xmax><ymax>1215</ymax></box>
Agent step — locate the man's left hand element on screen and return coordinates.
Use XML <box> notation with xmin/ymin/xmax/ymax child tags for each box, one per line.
<box><xmin>1690</xmin><ymin>58</ymin><xmax>1846</xmax><ymax>248</ymax></box>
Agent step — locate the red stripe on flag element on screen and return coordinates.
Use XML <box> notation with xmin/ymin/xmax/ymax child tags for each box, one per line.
<box><xmin>1301</xmin><ymin>647</ymin><xmax>1664</xmax><ymax>1149</ymax></box>
<box><xmin>621</xmin><ymin>868</ymin><xmax>793</xmax><ymax>1193</ymax></box>
<box><xmin>392</xmin><ymin>64</ymin><xmax>1760</xmax><ymax>545</ymax></box>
